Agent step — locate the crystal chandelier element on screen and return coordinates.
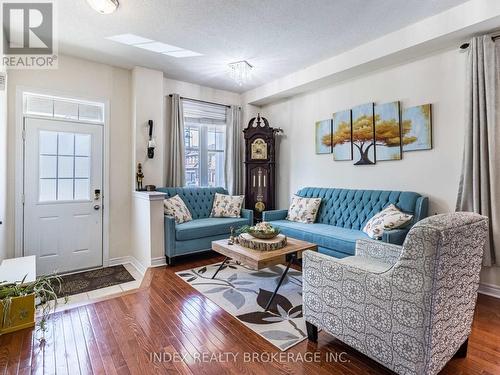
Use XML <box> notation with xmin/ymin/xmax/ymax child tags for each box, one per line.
<box><xmin>228</xmin><ymin>61</ymin><xmax>254</xmax><ymax>86</ymax></box>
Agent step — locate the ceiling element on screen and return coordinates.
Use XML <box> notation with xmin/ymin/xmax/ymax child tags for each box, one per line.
<box><xmin>59</xmin><ymin>0</ymin><xmax>470</xmax><ymax>93</ymax></box>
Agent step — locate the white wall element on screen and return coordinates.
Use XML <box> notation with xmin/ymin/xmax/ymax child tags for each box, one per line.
<box><xmin>261</xmin><ymin>48</ymin><xmax>466</xmax><ymax>215</ymax></box>
<box><xmin>5</xmin><ymin>54</ymin><xmax>133</xmax><ymax>261</ymax></box>
<box><xmin>129</xmin><ymin>192</ymin><xmax>166</xmax><ymax>269</ymax></box>
<box><xmin>132</xmin><ymin>67</ymin><xmax>165</xmax><ymax>188</ymax></box>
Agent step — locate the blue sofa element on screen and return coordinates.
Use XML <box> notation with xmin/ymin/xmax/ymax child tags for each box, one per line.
<box><xmin>263</xmin><ymin>187</ymin><xmax>428</xmax><ymax>259</ymax></box>
<box><xmin>157</xmin><ymin>187</ymin><xmax>253</xmax><ymax>264</ymax></box>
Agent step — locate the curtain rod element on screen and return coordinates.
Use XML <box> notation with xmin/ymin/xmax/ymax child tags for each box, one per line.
<box><xmin>168</xmin><ymin>94</ymin><xmax>232</xmax><ymax>109</ymax></box>
<box><xmin>460</xmin><ymin>34</ymin><xmax>500</xmax><ymax>50</ymax></box>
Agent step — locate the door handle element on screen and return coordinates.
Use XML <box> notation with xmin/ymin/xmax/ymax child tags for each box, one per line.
<box><xmin>94</xmin><ymin>205</ymin><xmax>100</xmax><ymax>210</ymax></box>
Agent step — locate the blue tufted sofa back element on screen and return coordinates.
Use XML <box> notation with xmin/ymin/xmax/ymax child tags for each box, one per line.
<box><xmin>296</xmin><ymin>187</ymin><xmax>423</xmax><ymax>230</ymax></box>
<box><xmin>156</xmin><ymin>187</ymin><xmax>228</xmax><ymax>219</ymax></box>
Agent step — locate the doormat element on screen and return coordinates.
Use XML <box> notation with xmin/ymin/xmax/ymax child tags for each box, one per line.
<box><xmin>52</xmin><ymin>265</ymin><xmax>135</xmax><ymax>298</ymax></box>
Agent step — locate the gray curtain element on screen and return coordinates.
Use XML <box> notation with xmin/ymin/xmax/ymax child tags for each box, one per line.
<box><xmin>225</xmin><ymin>106</ymin><xmax>244</xmax><ymax>195</ymax></box>
<box><xmin>456</xmin><ymin>35</ymin><xmax>500</xmax><ymax>266</ymax></box>
<box><xmin>165</xmin><ymin>94</ymin><xmax>185</xmax><ymax>187</ymax></box>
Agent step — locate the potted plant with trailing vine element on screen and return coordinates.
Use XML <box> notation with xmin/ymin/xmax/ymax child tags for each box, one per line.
<box><xmin>0</xmin><ymin>274</ymin><xmax>64</xmax><ymax>341</ymax></box>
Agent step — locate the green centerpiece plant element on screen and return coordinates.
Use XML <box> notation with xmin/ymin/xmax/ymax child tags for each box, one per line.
<box><xmin>238</xmin><ymin>221</ymin><xmax>282</xmax><ymax>240</ymax></box>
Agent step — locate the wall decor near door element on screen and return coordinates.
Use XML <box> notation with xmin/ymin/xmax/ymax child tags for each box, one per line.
<box><xmin>374</xmin><ymin>101</ymin><xmax>402</xmax><ymax>161</ymax></box>
<box><xmin>402</xmin><ymin>104</ymin><xmax>433</xmax><ymax>151</ymax></box>
<box><xmin>315</xmin><ymin>119</ymin><xmax>333</xmax><ymax>154</ymax></box>
<box><xmin>332</xmin><ymin>109</ymin><xmax>352</xmax><ymax>161</ymax></box>
<box><xmin>351</xmin><ymin>103</ymin><xmax>376</xmax><ymax>165</ymax></box>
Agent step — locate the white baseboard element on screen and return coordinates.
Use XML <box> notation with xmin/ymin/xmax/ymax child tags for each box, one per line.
<box><xmin>151</xmin><ymin>256</ymin><xmax>167</xmax><ymax>267</ymax></box>
<box><xmin>109</xmin><ymin>256</ymin><xmax>147</xmax><ymax>275</ymax></box>
<box><xmin>478</xmin><ymin>282</ymin><xmax>500</xmax><ymax>298</ymax></box>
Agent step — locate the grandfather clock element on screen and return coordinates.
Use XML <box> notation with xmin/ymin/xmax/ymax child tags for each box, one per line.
<box><xmin>243</xmin><ymin>114</ymin><xmax>282</xmax><ymax>222</ymax></box>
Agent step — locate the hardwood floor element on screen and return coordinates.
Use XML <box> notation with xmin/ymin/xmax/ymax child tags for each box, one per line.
<box><xmin>1</xmin><ymin>253</ymin><xmax>500</xmax><ymax>375</ymax></box>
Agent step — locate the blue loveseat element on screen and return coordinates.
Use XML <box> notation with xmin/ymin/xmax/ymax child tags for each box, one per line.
<box><xmin>157</xmin><ymin>187</ymin><xmax>253</xmax><ymax>264</ymax></box>
<box><xmin>263</xmin><ymin>187</ymin><xmax>428</xmax><ymax>259</ymax></box>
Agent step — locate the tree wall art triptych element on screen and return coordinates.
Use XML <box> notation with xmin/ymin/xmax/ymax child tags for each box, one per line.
<box><xmin>315</xmin><ymin>119</ymin><xmax>333</xmax><ymax>154</ymax></box>
<box><xmin>332</xmin><ymin>109</ymin><xmax>352</xmax><ymax>161</ymax></box>
<box><xmin>316</xmin><ymin>102</ymin><xmax>432</xmax><ymax>165</ymax></box>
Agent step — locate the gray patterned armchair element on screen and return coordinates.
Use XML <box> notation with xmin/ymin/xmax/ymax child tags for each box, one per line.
<box><xmin>303</xmin><ymin>213</ymin><xmax>488</xmax><ymax>375</ymax></box>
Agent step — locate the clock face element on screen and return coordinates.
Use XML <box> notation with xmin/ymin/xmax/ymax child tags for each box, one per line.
<box><xmin>251</xmin><ymin>138</ymin><xmax>267</xmax><ymax>160</ymax></box>
<box><xmin>255</xmin><ymin>201</ymin><xmax>266</xmax><ymax>212</ymax></box>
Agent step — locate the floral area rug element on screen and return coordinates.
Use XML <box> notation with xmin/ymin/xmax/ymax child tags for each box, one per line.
<box><xmin>176</xmin><ymin>261</ymin><xmax>307</xmax><ymax>351</ymax></box>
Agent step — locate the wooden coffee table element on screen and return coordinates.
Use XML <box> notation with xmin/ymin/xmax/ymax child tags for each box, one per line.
<box><xmin>211</xmin><ymin>237</ymin><xmax>317</xmax><ymax>311</ymax></box>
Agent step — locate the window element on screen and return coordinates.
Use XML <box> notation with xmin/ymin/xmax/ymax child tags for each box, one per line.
<box><xmin>24</xmin><ymin>93</ymin><xmax>105</xmax><ymax>124</ymax></box>
<box><xmin>183</xmin><ymin>99</ymin><xmax>227</xmax><ymax>187</ymax></box>
<box><xmin>39</xmin><ymin>131</ymin><xmax>91</xmax><ymax>202</ymax></box>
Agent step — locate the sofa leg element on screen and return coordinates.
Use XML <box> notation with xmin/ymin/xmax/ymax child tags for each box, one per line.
<box><xmin>166</xmin><ymin>256</ymin><xmax>175</xmax><ymax>266</ymax></box>
<box><xmin>306</xmin><ymin>321</ymin><xmax>318</xmax><ymax>342</ymax></box>
<box><xmin>454</xmin><ymin>338</ymin><xmax>468</xmax><ymax>358</ymax></box>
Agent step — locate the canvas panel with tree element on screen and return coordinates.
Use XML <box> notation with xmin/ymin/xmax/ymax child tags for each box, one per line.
<box><xmin>374</xmin><ymin>101</ymin><xmax>402</xmax><ymax>161</ymax></box>
<box><xmin>350</xmin><ymin>103</ymin><xmax>375</xmax><ymax>165</ymax></box>
<box><xmin>315</xmin><ymin>119</ymin><xmax>333</xmax><ymax>154</ymax></box>
<box><xmin>332</xmin><ymin>109</ymin><xmax>352</xmax><ymax>161</ymax></box>
<box><xmin>402</xmin><ymin>104</ymin><xmax>432</xmax><ymax>151</ymax></box>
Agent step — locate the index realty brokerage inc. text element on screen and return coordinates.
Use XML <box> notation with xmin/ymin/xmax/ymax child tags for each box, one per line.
<box><xmin>150</xmin><ymin>351</ymin><xmax>350</xmax><ymax>364</ymax></box>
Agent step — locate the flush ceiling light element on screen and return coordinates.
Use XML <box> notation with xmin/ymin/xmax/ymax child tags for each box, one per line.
<box><xmin>106</xmin><ymin>33</ymin><xmax>204</xmax><ymax>58</ymax></box>
<box><xmin>86</xmin><ymin>0</ymin><xmax>119</xmax><ymax>14</ymax></box>
<box><xmin>106</xmin><ymin>34</ymin><xmax>152</xmax><ymax>45</ymax></box>
<box><xmin>163</xmin><ymin>50</ymin><xmax>203</xmax><ymax>58</ymax></box>
<box><xmin>135</xmin><ymin>41</ymin><xmax>181</xmax><ymax>53</ymax></box>
<box><xmin>228</xmin><ymin>61</ymin><xmax>254</xmax><ymax>86</ymax></box>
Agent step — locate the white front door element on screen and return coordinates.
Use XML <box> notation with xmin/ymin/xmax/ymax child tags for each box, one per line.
<box><xmin>24</xmin><ymin>117</ymin><xmax>103</xmax><ymax>275</ymax></box>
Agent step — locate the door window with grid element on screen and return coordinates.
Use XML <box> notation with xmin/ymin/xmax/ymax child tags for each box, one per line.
<box><xmin>183</xmin><ymin>100</ymin><xmax>227</xmax><ymax>187</ymax></box>
<box><xmin>38</xmin><ymin>131</ymin><xmax>91</xmax><ymax>201</ymax></box>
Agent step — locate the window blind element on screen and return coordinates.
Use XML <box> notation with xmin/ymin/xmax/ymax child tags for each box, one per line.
<box><xmin>182</xmin><ymin>99</ymin><xmax>227</xmax><ymax>125</ymax></box>
<box><xmin>24</xmin><ymin>93</ymin><xmax>105</xmax><ymax>124</ymax></box>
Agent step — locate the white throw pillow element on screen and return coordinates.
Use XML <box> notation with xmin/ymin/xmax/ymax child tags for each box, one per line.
<box><xmin>363</xmin><ymin>204</ymin><xmax>413</xmax><ymax>239</ymax></box>
<box><xmin>287</xmin><ymin>195</ymin><xmax>322</xmax><ymax>224</ymax></box>
<box><xmin>210</xmin><ymin>193</ymin><xmax>244</xmax><ymax>218</ymax></box>
<box><xmin>164</xmin><ymin>195</ymin><xmax>193</xmax><ymax>224</ymax></box>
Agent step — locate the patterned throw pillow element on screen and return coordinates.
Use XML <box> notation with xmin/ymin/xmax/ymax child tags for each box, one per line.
<box><xmin>363</xmin><ymin>204</ymin><xmax>413</xmax><ymax>239</ymax></box>
<box><xmin>287</xmin><ymin>195</ymin><xmax>322</xmax><ymax>224</ymax></box>
<box><xmin>164</xmin><ymin>195</ymin><xmax>193</xmax><ymax>224</ymax></box>
<box><xmin>210</xmin><ymin>193</ymin><xmax>244</xmax><ymax>218</ymax></box>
